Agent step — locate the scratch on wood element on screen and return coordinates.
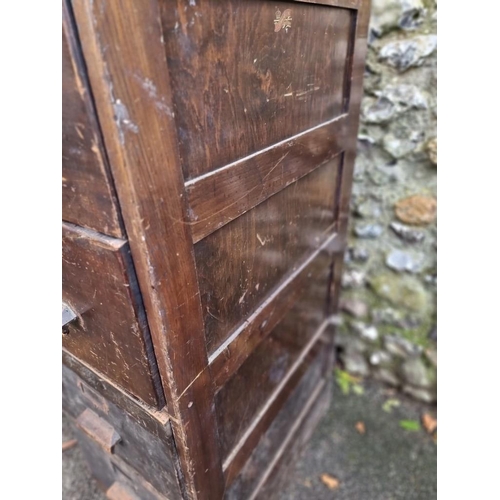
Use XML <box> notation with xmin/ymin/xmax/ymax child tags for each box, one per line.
<box><xmin>262</xmin><ymin>151</ymin><xmax>290</xmax><ymax>181</ymax></box>
<box><xmin>295</xmin><ymin>87</ymin><xmax>320</xmax><ymax>97</ymax></box>
<box><xmin>75</xmin><ymin>123</ymin><xmax>85</xmax><ymax>140</ymax></box>
<box><xmin>238</xmin><ymin>290</ymin><xmax>248</xmax><ymax>304</ymax></box>
<box><xmin>206</xmin><ymin>307</ymin><xmax>222</xmax><ymax>322</ymax></box>
<box><xmin>175</xmin><ymin>366</ymin><xmax>208</xmax><ymax>402</ymax></box>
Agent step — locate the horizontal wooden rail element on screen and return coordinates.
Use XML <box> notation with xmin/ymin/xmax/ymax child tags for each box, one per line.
<box><xmin>294</xmin><ymin>0</ymin><xmax>361</xmax><ymax>9</ymax></box>
<box><xmin>222</xmin><ymin>321</ymin><xmax>330</xmax><ymax>484</ymax></box>
<box><xmin>186</xmin><ymin>114</ymin><xmax>348</xmax><ymax>243</ymax></box>
<box><xmin>247</xmin><ymin>379</ymin><xmax>327</xmax><ymax>500</ymax></box>
<box><xmin>209</xmin><ymin>231</ymin><xmax>341</xmax><ymax>388</ymax></box>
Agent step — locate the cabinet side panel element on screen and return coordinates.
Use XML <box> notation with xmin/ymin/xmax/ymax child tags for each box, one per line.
<box><xmin>70</xmin><ymin>0</ymin><xmax>225</xmax><ymax>497</ymax></box>
<box><xmin>62</xmin><ymin>4</ymin><xmax>123</xmax><ymax>237</ymax></box>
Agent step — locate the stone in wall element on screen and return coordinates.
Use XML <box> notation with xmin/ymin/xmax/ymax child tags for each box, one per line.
<box><xmin>394</xmin><ymin>195</ymin><xmax>437</xmax><ymax>225</ymax></box>
<box><xmin>379</xmin><ymin>35</ymin><xmax>437</xmax><ymax>72</ymax></box>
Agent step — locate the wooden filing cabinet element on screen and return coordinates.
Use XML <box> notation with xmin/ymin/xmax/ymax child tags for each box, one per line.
<box><xmin>62</xmin><ymin>0</ymin><xmax>370</xmax><ymax>498</ymax></box>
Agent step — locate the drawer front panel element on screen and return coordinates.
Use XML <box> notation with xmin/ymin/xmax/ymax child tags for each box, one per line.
<box><xmin>226</xmin><ymin>377</ymin><xmax>330</xmax><ymax>499</ymax></box>
<box><xmin>222</xmin><ymin>343</ymin><xmax>330</xmax><ymax>486</ymax></box>
<box><xmin>62</xmin><ymin>364</ymin><xmax>178</xmax><ymax>497</ymax></box>
<box><xmin>195</xmin><ymin>156</ymin><xmax>341</xmax><ymax>354</ymax></box>
<box><xmin>62</xmin><ymin>11</ymin><xmax>122</xmax><ymax>237</ymax></box>
<box><xmin>214</xmin><ymin>258</ymin><xmax>331</xmax><ymax>460</ymax></box>
<box><xmin>161</xmin><ymin>0</ymin><xmax>354</xmax><ymax>179</ymax></box>
<box><xmin>62</xmin><ymin>222</ymin><xmax>161</xmax><ymax>407</ymax></box>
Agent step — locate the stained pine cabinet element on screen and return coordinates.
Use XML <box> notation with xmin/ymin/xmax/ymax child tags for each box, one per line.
<box><xmin>62</xmin><ymin>0</ymin><xmax>370</xmax><ymax>498</ymax></box>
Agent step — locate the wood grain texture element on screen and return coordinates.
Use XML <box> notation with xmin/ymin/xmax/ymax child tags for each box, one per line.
<box><xmin>65</xmin><ymin>0</ymin><xmax>371</xmax><ymax>497</ymax></box>
<box><xmin>62</xmin><ymin>351</ymin><xmax>170</xmax><ymax>437</ymax></box>
<box><xmin>215</xmin><ymin>276</ymin><xmax>331</xmax><ymax>459</ymax></box>
<box><xmin>73</xmin><ymin>423</ymin><xmax>172</xmax><ymax>500</ymax></box>
<box><xmin>62</xmin><ymin>222</ymin><xmax>162</xmax><ymax>407</ymax></box>
<box><xmin>70</xmin><ymin>0</ymin><xmax>224</xmax><ymax>497</ymax></box>
<box><xmin>209</xmin><ymin>231</ymin><xmax>340</xmax><ymax>390</ymax></box>
<box><xmin>106</xmin><ymin>482</ymin><xmax>142</xmax><ymax>500</ymax></box>
<box><xmin>253</xmin><ymin>381</ymin><xmax>332</xmax><ymax>500</ymax></box>
<box><xmin>161</xmin><ymin>0</ymin><xmax>354</xmax><ymax>180</ymax></box>
<box><xmin>76</xmin><ymin>408</ymin><xmax>122</xmax><ymax>453</ymax></box>
<box><xmin>62</xmin><ymin>4</ymin><xmax>123</xmax><ymax>238</ymax></box>
<box><xmin>63</xmin><ymin>363</ymin><xmax>180</xmax><ymax>497</ymax></box>
<box><xmin>225</xmin><ymin>377</ymin><xmax>327</xmax><ymax>499</ymax></box>
<box><xmin>223</xmin><ymin>341</ymin><xmax>329</xmax><ymax>486</ymax></box>
<box><xmin>186</xmin><ymin>115</ymin><xmax>348</xmax><ymax>243</ymax></box>
<box><xmin>195</xmin><ymin>157</ymin><xmax>341</xmax><ymax>355</ymax></box>
<box><xmin>295</xmin><ymin>0</ymin><xmax>360</xmax><ymax>9</ymax></box>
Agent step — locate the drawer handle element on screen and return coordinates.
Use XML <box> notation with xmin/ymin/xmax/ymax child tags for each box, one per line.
<box><xmin>76</xmin><ymin>408</ymin><xmax>121</xmax><ymax>453</ymax></box>
<box><xmin>106</xmin><ymin>482</ymin><xmax>141</xmax><ymax>500</ymax></box>
<box><xmin>62</xmin><ymin>302</ymin><xmax>77</xmax><ymax>334</ymax></box>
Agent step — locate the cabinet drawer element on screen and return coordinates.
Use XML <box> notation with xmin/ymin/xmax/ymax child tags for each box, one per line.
<box><xmin>62</xmin><ymin>362</ymin><xmax>179</xmax><ymax>498</ymax></box>
<box><xmin>62</xmin><ymin>222</ymin><xmax>162</xmax><ymax>407</ymax></box>
<box><xmin>197</xmin><ymin>157</ymin><xmax>341</xmax><ymax>355</ymax></box>
<box><xmin>162</xmin><ymin>0</ymin><xmax>354</xmax><ymax>180</ymax></box>
<box><xmin>62</xmin><ymin>11</ymin><xmax>122</xmax><ymax>238</ymax></box>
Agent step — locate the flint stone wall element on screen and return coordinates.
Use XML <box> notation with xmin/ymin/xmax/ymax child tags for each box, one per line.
<box><xmin>336</xmin><ymin>0</ymin><xmax>437</xmax><ymax>403</ymax></box>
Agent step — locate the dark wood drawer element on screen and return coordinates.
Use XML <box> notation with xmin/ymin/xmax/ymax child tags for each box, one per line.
<box><xmin>62</xmin><ymin>222</ymin><xmax>162</xmax><ymax>408</ymax></box>
<box><xmin>196</xmin><ymin>156</ymin><xmax>342</xmax><ymax>356</ymax></box>
<box><xmin>64</xmin><ymin>0</ymin><xmax>371</xmax><ymax>496</ymax></box>
<box><xmin>222</xmin><ymin>342</ymin><xmax>329</xmax><ymax>484</ymax></box>
<box><xmin>62</xmin><ymin>11</ymin><xmax>122</xmax><ymax>238</ymax></box>
<box><xmin>62</xmin><ymin>360</ymin><xmax>179</xmax><ymax>498</ymax></box>
<box><xmin>215</xmin><ymin>257</ymin><xmax>332</xmax><ymax>454</ymax></box>
<box><xmin>162</xmin><ymin>0</ymin><xmax>354</xmax><ymax>181</ymax></box>
<box><xmin>226</xmin><ymin>365</ymin><xmax>331</xmax><ymax>500</ymax></box>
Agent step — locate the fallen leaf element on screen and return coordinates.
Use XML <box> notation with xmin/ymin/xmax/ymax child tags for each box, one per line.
<box><xmin>62</xmin><ymin>439</ymin><xmax>78</xmax><ymax>452</ymax></box>
<box><xmin>382</xmin><ymin>398</ymin><xmax>401</xmax><ymax>413</ymax></box>
<box><xmin>399</xmin><ymin>420</ymin><xmax>421</xmax><ymax>431</ymax></box>
<box><xmin>352</xmin><ymin>384</ymin><xmax>364</xmax><ymax>396</ymax></box>
<box><xmin>320</xmin><ymin>473</ymin><xmax>340</xmax><ymax>490</ymax></box>
<box><xmin>355</xmin><ymin>421</ymin><xmax>366</xmax><ymax>434</ymax></box>
<box><xmin>335</xmin><ymin>368</ymin><xmax>362</xmax><ymax>395</ymax></box>
<box><xmin>421</xmin><ymin>413</ymin><xmax>437</xmax><ymax>434</ymax></box>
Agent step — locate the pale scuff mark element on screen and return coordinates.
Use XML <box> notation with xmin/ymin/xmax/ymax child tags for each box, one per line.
<box><xmin>75</xmin><ymin>123</ymin><xmax>85</xmax><ymax>140</ymax></box>
<box><xmin>113</xmin><ymin>98</ymin><xmax>139</xmax><ymax>143</ymax></box>
<box><xmin>238</xmin><ymin>290</ymin><xmax>248</xmax><ymax>304</ymax></box>
<box><xmin>206</xmin><ymin>307</ymin><xmax>222</xmax><ymax>323</ymax></box>
<box><xmin>296</xmin><ymin>87</ymin><xmax>320</xmax><ymax>97</ymax></box>
<box><xmin>134</xmin><ymin>75</ymin><xmax>174</xmax><ymax>117</ymax></box>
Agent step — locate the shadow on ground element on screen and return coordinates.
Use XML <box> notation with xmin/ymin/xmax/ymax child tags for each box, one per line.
<box><xmin>62</xmin><ymin>380</ymin><xmax>436</xmax><ymax>500</ymax></box>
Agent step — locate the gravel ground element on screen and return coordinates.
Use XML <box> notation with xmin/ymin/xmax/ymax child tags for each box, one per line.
<box><xmin>63</xmin><ymin>379</ymin><xmax>436</xmax><ymax>500</ymax></box>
